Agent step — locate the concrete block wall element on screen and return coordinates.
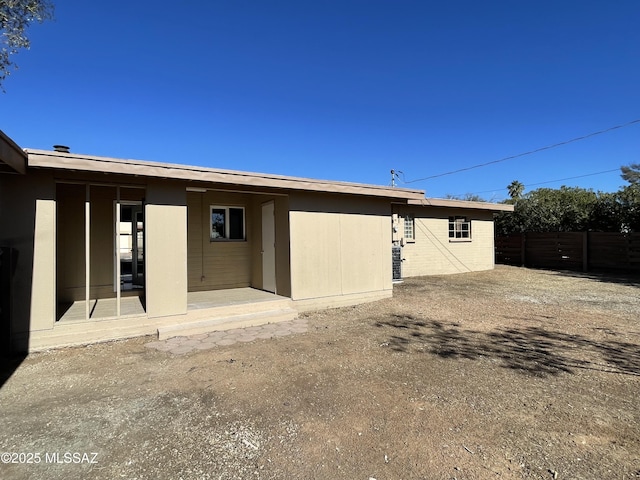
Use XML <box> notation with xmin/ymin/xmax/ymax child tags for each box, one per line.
<box><xmin>398</xmin><ymin>208</ymin><xmax>496</xmax><ymax>277</ymax></box>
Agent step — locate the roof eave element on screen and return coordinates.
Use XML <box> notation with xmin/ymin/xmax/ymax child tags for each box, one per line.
<box><xmin>408</xmin><ymin>198</ymin><xmax>514</xmax><ymax>212</ymax></box>
<box><xmin>25</xmin><ymin>149</ymin><xmax>425</xmax><ymax>200</ymax></box>
<box><xmin>0</xmin><ymin>130</ymin><xmax>27</xmax><ymax>174</ymax></box>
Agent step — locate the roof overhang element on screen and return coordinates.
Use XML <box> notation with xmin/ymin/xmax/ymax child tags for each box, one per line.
<box><xmin>0</xmin><ymin>130</ymin><xmax>27</xmax><ymax>174</ymax></box>
<box><xmin>25</xmin><ymin>149</ymin><xmax>424</xmax><ymax>200</ymax></box>
<box><xmin>408</xmin><ymin>197</ymin><xmax>514</xmax><ymax>212</ymax></box>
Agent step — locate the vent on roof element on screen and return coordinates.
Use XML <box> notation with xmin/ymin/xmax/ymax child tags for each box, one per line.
<box><xmin>53</xmin><ymin>145</ymin><xmax>70</xmax><ymax>153</ymax></box>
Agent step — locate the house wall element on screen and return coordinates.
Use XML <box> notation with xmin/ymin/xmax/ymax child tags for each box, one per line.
<box><xmin>396</xmin><ymin>206</ymin><xmax>496</xmax><ymax>276</ymax></box>
<box><xmin>187</xmin><ymin>190</ymin><xmax>253</xmax><ymax>291</ymax></box>
<box><xmin>0</xmin><ymin>170</ymin><xmax>56</xmax><ymax>349</ymax></box>
<box><xmin>56</xmin><ymin>183</ymin><xmax>85</xmax><ymax>304</ymax></box>
<box><xmin>2</xmin><ymin>160</ymin><xmax>413</xmax><ymax>350</ymax></box>
<box><xmin>3</xmin><ymin>171</ymin><xmax>189</xmax><ymax>350</ymax></box>
<box><xmin>249</xmin><ymin>195</ymin><xmax>291</xmax><ymax>296</ymax></box>
<box><xmin>275</xmin><ymin>196</ymin><xmax>291</xmax><ymax>297</ymax></box>
<box><xmin>145</xmin><ymin>181</ymin><xmax>188</xmax><ymax>318</ymax></box>
<box><xmin>89</xmin><ymin>186</ymin><xmax>117</xmax><ymax>298</ymax></box>
<box><xmin>53</xmin><ymin>178</ymin><xmax>186</xmax><ymax>320</ymax></box>
<box><xmin>187</xmin><ymin>191</ymin><xmax>292</xmax><ymax>296</ymax></box>
<box><xmin>56</xmin><ymin>184</ymin><xmax>146</xmax><ymax>303</ymax></box>
<box><xmin>288</xmin><ymin>192</ymin><xmax>392</xmax><ymax>310</ymax></box>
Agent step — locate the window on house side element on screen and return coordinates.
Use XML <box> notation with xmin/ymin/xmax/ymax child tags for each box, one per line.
<box><xmin>449</xmin><ymin>216</ymin><xmax>471</xmax><ymax>240</ymax></box>
<box><xmin>404</xmin><ymin>215</ymin><xmax>415</xmax><ymax>240</ymax></box>
<box><xmin>210</xmin><ymin>206</ymin><xmax>246</xmax><ymax>241</ymax></box>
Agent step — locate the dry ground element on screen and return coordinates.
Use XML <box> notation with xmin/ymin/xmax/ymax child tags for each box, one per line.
<box><xmin>1</xmin><ymin>266</ymin><xmax>639</xmax><ymax>480</ymax></box>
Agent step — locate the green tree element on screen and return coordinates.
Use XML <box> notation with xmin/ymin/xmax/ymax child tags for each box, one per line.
<box><xmin>590</xmin><ymin>192</ymin><xmax>624</xmax><ymax>232</ymax></box>
<box><xmin>0</xmin><ymin>0</ymin><xmax>53</xmax><ymax>89</ymax></box>
<box><xmin>444</xmin><ymin>193</ymin><xmax>487</xmax><ymax>202</ymax></box>
<box><xmin>495</xmin><ymin>186</ymin><xmax>599</xmax><ymax>235</ymax></box>
<box><xmin>621</xmin><ymin>163</ymin><xmax>640</xmax><ymax>185</ymax></box>
<box><xmin>531</xmin><ymin>187</ymin><xmax>596</xmax><ymax>231</ymax></box>
<box><xmin>507</xmin><ymin>180</ymin><xmax>525</xmax><ymax>200</ymax></box>
<box><xmin>496</xmin><ymin>183</ymin><xmax>640</xmax><ymax>235</ymax></box>
<box><xmin>617</xmin><ymin>184</ymin><xmax>640</xmax><ymax>232</ymax></box>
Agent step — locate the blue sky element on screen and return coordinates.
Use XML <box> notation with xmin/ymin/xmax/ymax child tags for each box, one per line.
<box><xmin>2</xmin><ymin>0</ymin><xmax>639</xmax><ymax>200</ymax></box>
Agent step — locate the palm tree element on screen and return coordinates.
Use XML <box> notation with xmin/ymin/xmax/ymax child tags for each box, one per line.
<box><xmin>621</xmin><ymin>163</ymin><xmax>640</xmax><ymax>184</ymax></box>
<box><xmin>507</xmin><ymin>180</ymin><xmax>525</xmax><ymax>200</ymax></box>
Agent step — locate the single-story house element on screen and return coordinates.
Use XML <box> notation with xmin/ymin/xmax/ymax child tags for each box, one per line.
<box><xmin>392</xmin><ymin>199</ymin><xmax>514</xmax><ymax>277</ymax></box>
<box><xmin>0</xmin><ymin>131</ymin><xmax>511</xmax><ymax>352</ymax></box>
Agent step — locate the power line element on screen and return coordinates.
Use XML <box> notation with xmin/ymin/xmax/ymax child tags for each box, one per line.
<box><xmin>449</xmin><ymin>168</ymin><xmax>621</xmax><ymax>197</ymax></box>
<box><xmin>403</xmin><ymin>119</ymin><xmax>640</xmax><ymax>184</ymax></box>
<box><xmin>523</xmin><ymin>168</ymin><xmax>620</xmax><ymax>189</ymax></box>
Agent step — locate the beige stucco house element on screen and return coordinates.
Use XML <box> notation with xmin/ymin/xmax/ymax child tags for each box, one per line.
<box><xmin>392</xmin><ymin>199</ymin><xmax>513</xmax><ymax>277</ymax></box>
<box><xmin>0</xmin><ymin>131</ymin><xmax>511</xmax><ymax>353</ymax></box>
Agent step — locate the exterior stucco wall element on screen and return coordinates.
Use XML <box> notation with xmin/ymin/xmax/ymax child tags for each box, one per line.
<box><xmin>248</xmin><ymin>195</ymin><xmax>291</xmax><ymax>296</ymax></box>
<box><xmin>187</xmin><ymin>190</ymin><xmax>253</xmax><ymax>291</ymax></box>
<box><xmin>188</xmin><ymin>191</ymin><xmax>292</xmax><ymax>296</ymax></box>
<box><xmin>56</xmin><ymin>183</ymin><xmax>85</xmax><ymax>304</ymax></box>
<box><xmin>396</xmin><ymin>206</ymin><xmax>496</xmax><ymax>276</ymax></box>
<box><xmin>274</xmin><ymin>196</ymin><xmax>291</xmax><ymax>297</ymax></box>
<box><xmin>31</xmin><ymin>198</ymin><xmax>56</xmax><ymax>331</ymax></box>
<box><xmin>289</xmin><ymin>193</ymin><xmax>392</xmax><ymax>304</ymax></box>
<box><xmin>56</xmin><ymin>184</ymin><xmax>146</xmax><ymax>303</ymax></box>
<box><xmin>145</xmin><ymin>181</ymin><xmax>188</xmax><ymax>318</ymax></box>
<box><xmin>0</xmin><ymin>170</ymin><xmax>56</xmax><ymax>344</ymax></box>
<box><xmin>3</xmin><ymin>140</ymin><xmax>428</xmax><ymax>351</ymax></box>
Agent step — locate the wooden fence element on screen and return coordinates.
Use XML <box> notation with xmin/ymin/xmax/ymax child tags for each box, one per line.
<box><xmin>495</xmin><ymin>232</ymin><xmax>640</xmax><ymax>272</ymax></box>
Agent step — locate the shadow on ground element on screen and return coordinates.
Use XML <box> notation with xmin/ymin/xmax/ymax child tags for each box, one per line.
<box><xmin>0</xmin><ymin>353</ymin><xmax>28</xmax><ymax>389</ymax></box>
<box><xmin>375</xmin><ymin>314</ymin><xmax>640</xmax><ymax>378</ymax></box>
<box><xmin>539</xmin><ymin>268</ymin><xmax>640</xmax><ymax>287</ymax></box>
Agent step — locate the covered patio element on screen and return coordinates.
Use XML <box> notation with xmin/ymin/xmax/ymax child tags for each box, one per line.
<box><xmin>41</xmin><ymin>288</ymin><xmax>298</xmax><ymax>350</ymax></box>
<box><xmin>58</xmin><ymin>287</ymin><xmax>293</xmax><ymax>322</ymax></box>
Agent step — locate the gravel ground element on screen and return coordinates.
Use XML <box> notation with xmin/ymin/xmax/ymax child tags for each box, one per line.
<box><xmin>1</xmin><ymin>265</ymin><xmax>639</xmax><ymax>480</ymax></box>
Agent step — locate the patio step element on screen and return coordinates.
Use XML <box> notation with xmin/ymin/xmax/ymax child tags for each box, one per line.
<box><xmin>24</xmin><ymin>289</ymin><xmax>297</xmax><ymax>351</ymax></box>
<box><xmin>157</xmin><ymin>302</ymin><xmax>298</xmax><ymax>340</ymax></box>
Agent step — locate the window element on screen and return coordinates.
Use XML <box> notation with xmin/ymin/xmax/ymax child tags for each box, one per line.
<box><xmin>403</xmin><ymin>214</ymin><xmax>415</xmax><ymax>241</ymax></box>
<box><xmin>210</xmin><ymin>206</ymin><xmax>245</xmax><ymax>241</ymax></box>
<box><xmin>449</xmin><ymin>216</ymin><xmax>471</xmax><ymax>240</ymax></box>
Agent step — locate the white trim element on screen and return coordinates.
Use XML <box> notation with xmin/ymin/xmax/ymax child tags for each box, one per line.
<box><xmin>115</xmin><ymin>188</ymin><xmax>121</xmax><ymax>317</ymax></box>
<box><xmin>210</xmin><ymin>205</ymin><xmax>246</xmax><ymax>241</ymax></box>
<box><xmin>449</xmin><ymin>216</ymin><xmax>472</xmax><ymax>241</ymax></box>
<box><xmin>403</xmin><ymin>214</ymin><xmax>415</xmax><ymax>241</ymax></box>
<box><xmin>85</xmin><ymin>185</ymin><xmax>90</xmax><ymax>321</ymax></box>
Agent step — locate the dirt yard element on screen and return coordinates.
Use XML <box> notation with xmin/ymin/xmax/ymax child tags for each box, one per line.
<box><xmin>1</xmin><ymin>266</ymin><xmax>639</xmax><ymax>480</ymax></box>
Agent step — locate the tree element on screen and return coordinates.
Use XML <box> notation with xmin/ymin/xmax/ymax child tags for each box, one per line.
<box><xmin>495</xmin><ymin>183</ymin><xmax>640</xmax><ymax>235</ymax></box>
<box><xmin>0</xmin><ymin>0</ymin><xmax>53</xmax><ymax>89</ymax></box>
<box><xmin>590</xmin><ymin>191</ymin><xmax>624</xmax><ymax>232</ymax></box>
<box><xmin>620</xmin><ymin>163</ymin><xmax>640</xmax><ymax>185</ymax></box>
<box><xmin>495</xmin><ymin>186</ymin><xmax>600</xmax><ymax>235</ymax></box>
<box><xmin>616</xmin><ymin>184</ymin><xmax>640</xmax><ymax>232</ymax></box>
<box><xmin>507</xmin><ymin>180</ymin><xmax>525</xmax><ymax>200</ymax></box>
<box><xmin>444</xmin><ymin>193</ymin><xmax>487</xmax><ymax>202</ymax></box>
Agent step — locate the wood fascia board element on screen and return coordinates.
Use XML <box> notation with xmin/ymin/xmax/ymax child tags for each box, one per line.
<box><xmin>408</xmin><ymin>198</ymin><xmax>515</xmax><ymax>212</ymax></box>
<box><xmin>26</xmin><ymin>150</ymin><xmax>425</xmax><ymax>200</ymax></box>
<box><xmin>0</xmin><ymin>130</ymin><xmax>27</xmax><ymax>174</ymax></box>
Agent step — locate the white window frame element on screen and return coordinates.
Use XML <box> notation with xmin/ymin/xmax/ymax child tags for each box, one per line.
<box><xmin>449</xmin><ymin>216</ymin><xmax>471</xmax><ymax>241</ymax></box>
<box><xmin>403</xmin><ymin>214</ymin><xmax>415</xmax><ymax>241</ymax></box>
<box><xmin>210</xmin><ymin>205</ymin><xmax>246</xmax><ymax>241</ymax></box>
